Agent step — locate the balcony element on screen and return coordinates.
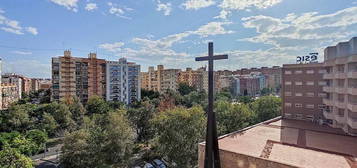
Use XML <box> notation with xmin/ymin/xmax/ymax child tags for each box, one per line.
<box><xmin>347</xmin><ymin>88</ymin><xmax>357</xmax><ymax>95</ymax></box>
<box><xmin>347</xmin><ymin>116</ymin><xmax>357</xmax><ymax>129</ymax></box>
<box><xmin>335</xmin><ymin>87</ymin><xmax>347</xmax><ymax>94</ymax></box>
<box><xmin>335</xmin><ymin>72</ymin><xmax>347</xmax><ymax>79</ymax></box>
<box><xmin>347</xmin><ymin>102</ymin><xmax>357</xmax><ymax>112</ymax></box>
<box><xmin>323</xmin><ymin>73</ymin><xmax>334</xmax><ymax>79</ymax></box>
<box><xmin>347</xmin><ymin>55</ymin><xmax>357</xmax><ymax>63</ymax></box>
<box><xmin>323</xmin><ymin>98</ymin><xmax>334</xmax><ymax>106</ymax></box>
<box><xmin>323</xmin><ymin>86</ymin><xmax>334</xmax><ymax>93</ymax></box>
<box><xmin>347</xmin><ymin>72</ymin><xmax>357</xmax><ymax>78</ymax></box>
<box><xmin>323</xmin><ymin>109</ymin><xmax>334</xmax><ymax>120</ymax></box>
<box><xmin>335</xmin><ymin>101</ymin><xmax>346</xmax><ymax>109</ymax></box>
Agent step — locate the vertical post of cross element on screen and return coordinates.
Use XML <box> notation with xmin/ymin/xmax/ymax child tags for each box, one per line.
<box><xmin>195</xmin><ymin>42</ymin><xmax>228</xmax><ymax>168</ymax></box>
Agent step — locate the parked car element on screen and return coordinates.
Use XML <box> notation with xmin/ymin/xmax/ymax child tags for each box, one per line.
<box><xmin>144</xmin><ymin>163</ymin><xmax>155</xmax><ymax>168</ymax></box>
<box><xmin>152</xmin><ymin>159</ymin><xmax>166</xmax><ymax>168</ymax></box>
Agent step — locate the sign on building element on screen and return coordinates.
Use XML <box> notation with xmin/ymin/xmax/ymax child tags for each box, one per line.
<box><xmin>297</xmin><ymin>53</ymin><xmax>318</xmax><ymax>64</ymax></box>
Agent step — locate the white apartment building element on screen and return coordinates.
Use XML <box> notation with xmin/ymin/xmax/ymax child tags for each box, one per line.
<box><xmin>106</xmin><ymin>58</ymin><xmax>141</xmax><ymax>104</ymax></box>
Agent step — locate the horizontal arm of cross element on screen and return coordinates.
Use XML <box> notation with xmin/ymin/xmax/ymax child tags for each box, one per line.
<box><xmin>195</xmin><ymin>54</ymin><xmax>228</xmax><ymax>61</ymax></box>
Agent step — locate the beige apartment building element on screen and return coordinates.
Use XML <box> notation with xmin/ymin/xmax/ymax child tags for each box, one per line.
<box><xmin>178</xmin><ymin>67</ymin><xmax>206</xmax><ymax>91</ymax></box>
<box><xmin>282</xmin><ymin>63</ymin><xmax>326</xmax><ymax>122</ymax></box>
<box><xmin>323</xmin><ymin>37</ymin><xmax>357</xmax><ymax>135</ymax></box>
<box><xmin>1</xmin><ymin>83</ymin><xmax>20</xmax><ymax>110</ymax></box>
<box><xmin>141</xmin><ymin>65</ymin><xmax>181</xmax><ymax>93</ymax></box>
<box><xmin>52</xmin><ymin>51</ymin><xmax>106</xmax><ymax>103</ymax></box>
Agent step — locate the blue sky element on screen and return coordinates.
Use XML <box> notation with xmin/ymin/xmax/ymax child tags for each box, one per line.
<box><xmin>1</xmin><ymin>0</ymin><xmax>357</xmax><ymax>78</ymax></box>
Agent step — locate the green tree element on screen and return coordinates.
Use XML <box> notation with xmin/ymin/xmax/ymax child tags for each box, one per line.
<box><xmin>215</xmin><ymin>101</ymin><xmax>254</xmax><ymax>135</ymax></box>
<box><xmin>177</xmin><ymin>83</ymin><xmax>196</xmax><ymax>96</ymax></box>
<box><xmin>61</xmin><ymin>110</ymin><xmax>134</xmax><ymax>168</ymax></box>
<box><xmin>152</xmin><ymin>106</ymin><xmax>206</xmax><ymax>167</ymax></box>
<box><xmin>40</xmin><ymin>113</ymin><xmax>59</xmax><ymax>137</ymax></box>
<box><xmin>0</xmin><ymin>132</ymin><xmax>38</xmax><ymax>156</ymax></box>
<box><xmin>127</xmin><ymin>100</ymin><xmax>156</xmax><ymax>143</ymax></box>
<box><xmin>86</xmin><ymin>96</ymin><xmax>110</xmax><ymax>115</ymax></box>
<box><xmin>141</xmin><ymin>89</ymin><xmax>160</xmax><ymax>99</ymax></box>
<box><xmin>251</xmin><ymin>96</ymin><xmax>281</xmax><ymax>122</ymax></box>
<box><xmin>4</xmin><ymin>104</ymin><xmax>36</xmax><ymax>132</ymax></box>
<box><xmin>25</xmin><ymin>129</ymin><xmax>48</xmax><ymax>152</ymax></box>
<box><xmin>0</xmin><ymin>148</ymin><xmax>33</xmax><ymax>168</ymax></box>
<box><xmin>182</xmin><ymin>91</ymin><xmax>207</xmax><ymax>108</ymax></box>
<box><xmin>238</xmin><ymin>96</ymin><xmax>254</xmax><ymax>104</ymax></box>
<box><xmin>67</xmin><ymin>97</ymin><xmax>86</xmax><ymax>128</ymax></box>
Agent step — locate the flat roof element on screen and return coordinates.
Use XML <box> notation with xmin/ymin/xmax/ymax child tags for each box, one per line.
<box><xmin>201</xmin><ymin>118</ymin><xmax>357</xmax><ymax>168</ymax></box>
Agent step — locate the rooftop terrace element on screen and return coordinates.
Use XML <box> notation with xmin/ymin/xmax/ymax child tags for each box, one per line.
<box><xmin>199</xmin><ymin>117</ymin><xmax>357</xmax><ymax>168</ymax></box>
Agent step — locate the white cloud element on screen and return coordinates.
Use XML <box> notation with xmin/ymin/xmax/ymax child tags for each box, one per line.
<box><xmin>240</xmin><ymin>7</ymin><xmax>357</xmax><ymax>50</ymax></box>
<box><xmin>99</xmin><ymin>42</ymin><xmax>125</xmax><ymax>52</ymax></box>
<box><xmin>85</xmin><ymin>3</ymin><xmax>98</xmax><ymax>11</ymax></box>
<box><xmin>50</xmin><ymin>0</ymin><xmax>79</xmax><ymax>12</ymax></box>
<box><xmin>107</xmin><ymin>2</ymin><xmax>132</xmax><ymax>19</ymax></box>
<box><xmin>26</xmin><ymin>27</ymin><xmax>38</xmax><ymax>35</ymax></box>
<box><xmin>3</xmin><ymin>60</ymin><xmax>51</xmax><ymax>78</ymax></box>
<box><xmin>98</xmin><ymin>21</ymin><xmax>234</xmax><ymax>65</ymax></box>
<box><xmin>12</xmin><ymin>51</ymin><xmax>32</xmax><ymax>55</ymax></box>
<box><xmin>182</xmin><ymin>0</ymin><xmax>215</xmax><ymax>10</ymax></box>
<box><xmin>0</xmin><ymin>11</ymin><xmax>38</xmax><ymax>35</ymax></box>
<box><xmin>220</xmin><ymin>0</ymin><xmax>282</xmax><ymax>11</ymax></box>
<box><xmin>194</xmin><ymin>21</ymin><xmax>234</xmax><ymax>37</ymax></box>
<box><xmin>0</xmin><ymin>9</ymin><xmax>4</xmax><ymax>14</ymax></box>
<box><xmin>156</xmin><ymin>1</ymin><xmax>172</xmax><ymax>16</ymax></box>
<box><xmin>215</xmin><ymin>0</ymin><xmax>282</xmax><ymax>20</ymax></box>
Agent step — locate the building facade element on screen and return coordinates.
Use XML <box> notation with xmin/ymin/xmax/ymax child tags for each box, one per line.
<box><xmin>106</xmin><ymin>58</ymin><xmax>140</xmax><ymax>104</ymax></box>
<box><xmin>52</xmin><ymin>51</ymin><xmax>106</xmax><ymax>103</ymax></box>
<box><xmin>141</xmin><ymin>65</ymin><xmax>181</xmax><ymax>93</ymax></box>
<box><xmin>2</xmin><ymin>73</ymin><xmax>23</xmax><ymax>99</ymax></box>
<box><xmin>282</xmin><ymin>63</ymin><xmax>326</xmax><ymax>122</ymax></box>
<box><xmin>1</xmin><ymin>83</ymin><xmax>20</xmax><ymax>110</ymax></box>
<box><xmin>323</xmin><ymin>37</ymin><xmax>357</xmax><ymax>135</ymax></box>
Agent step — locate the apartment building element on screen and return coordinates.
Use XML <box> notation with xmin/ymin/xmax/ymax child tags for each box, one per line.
<box><xmin>282</xmin><ymin>63</ymin><xmax>326</xmax><ymax>122</ymax></box>
<box><xmin>233</xmin><ymin>66</ymin><xmax>282</xmax><ymax>93</ymax></box>
<box><xmin>141</xmin><ymin>65</ymin><xmax>181</xmax><ymax>93</ymax></box>
<box><xmin>178</xmin><ymin>67</ymin><xmax>206</xmax><ymax>91</ymax></box>
<box><xmin>106</xmin><ymin>58</ymin><xmax>140</xmax><ymax>104</ymax></box>
<box><xmin>323</xmin><ymin>37</ymin><xmax>357</xmax><ymax>135</ymax></box>
<box><xmin>2</xmin><ymin>73</ymin><xmax>24</xmax><ymax>98</ymax></box>
<box><xmin>1</xmin><ymin>83</ymin><xmax>20</xmax><ymax>110</ymax></box>
<box><xmin>52</xmin><ymin>51</ymin><xmax>106</xmax><ymax>103</ymax></box>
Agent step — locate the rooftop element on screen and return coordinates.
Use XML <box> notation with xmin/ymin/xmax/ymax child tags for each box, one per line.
<box><xmin>201</xmin><ymin>117</ymin><xmax>357</xmax><ymax>168</ymax></box>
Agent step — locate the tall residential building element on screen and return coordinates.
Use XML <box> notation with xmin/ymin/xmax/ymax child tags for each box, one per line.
<box><xmin>178</xmin><ymin>67</ymin><xmax>205</xmax><ymax>91</ymax></box>
<box><xmin>2</xmin><ymin>73</ymin><xmax>23</xmax><ymax>98</ymax></box>
<box><xmin>52</xmin><ymin>51</ymin><xmax>106</xmax><ymax>103</ymax></box>
<box><xmin>106</xmin><ymin>58</ymin><xmax>140</xmax><ymax>104</ymax></box>
<box><xmin>141</xmin><ymin>65</ymin><xmax>181</xmax><ymax>93</ymax></box>
<box><xmin>282</xmin><ymin>63</ymin><xmax>326</xmax><ymax>122</ymax></box>
<box><xmin>1</xmin><ymin>83</ymin><xmax>20</xmax><ymax>110</ymax></box>
<box><xmin>233</xmin><ymin>66</ymin><xmax>282</xmax><ymax>93</ymax></box>
<box><xmin>323</xmin><ymin>37</ymin><xmax>357</xmax><ymax>135</ymax></box>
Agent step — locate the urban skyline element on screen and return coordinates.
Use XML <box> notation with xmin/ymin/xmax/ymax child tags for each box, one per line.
<box><xmin>1</xmin><ymin>0</ymin><xmax>357</xmax><ymax>78</ymax></box>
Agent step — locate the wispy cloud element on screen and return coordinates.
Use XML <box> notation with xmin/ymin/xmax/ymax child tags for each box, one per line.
<box><xmin>85</xmin><ymin>3</ymin><xmax>98</xmax><ymax>11</ymax></box>
<box><xmin>182</xmin><ymin>0</ymin><xmax>215</xmax><ymax>10</ymax></box>
<box><xmin>11</xmin><ymin>51</ymin><xmax>32</xmax><ymax>55</ymax></box>
<box><xmin>49</xmin><ymin>0</ymin><xmax>79</xmax><ymax>12</ymax></box>
<box><xmin>107</xmin><ymin>2</ymin><xmax>133</xmax><ymax>19</ymax></box>
<box><xmin>0</xmin><ymin>10</ymin><xmax>38</xmax><ymax>35</ymax></box>
<box><xmin>156</xmin><ymin>0</ymin><xmax>172</xmax><ymax>16</ymax></box>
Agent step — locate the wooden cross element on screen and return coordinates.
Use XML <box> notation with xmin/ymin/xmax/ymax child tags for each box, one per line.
<box><xmin>196</xmin><ymin>42</ymin><xmax>228</xmax><ymax>168</ymax></box>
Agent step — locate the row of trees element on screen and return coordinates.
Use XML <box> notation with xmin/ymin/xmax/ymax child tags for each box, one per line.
<box><xmin>0</xmin><ymin>83</ymin><xmax>281</xmax><ymax>168</ymax></box>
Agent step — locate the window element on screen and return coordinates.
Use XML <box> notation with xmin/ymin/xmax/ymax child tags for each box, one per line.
<box><xmin>318</xmin><ymin>104</ymin><xmax>326</xmax><ymax>109</ymax></box>
<box><xmin>295</xmin><ymin>103</ymin><xmax>302</xmax><ymax>108</ymax></box>
<box><xmin>295</xmin><ymin>70</ymin><xmax>302</xmax><ymax>74</ymax></box>
<box><xmin>306</xmin><ymin>81</ymin><xmax>314</xmax><ymax>86</ymax></box>
<box><xmin>306</xmin><ymin>92</ymin><xmax>315</xmax><ymax>97</ymax></box>
<box><xmin>306</xmin><ymin>70</ymin><xmax>314</xmax><ymax>74</ymax></box>
<box><xmin>306</xmin><ymin>104</ymin><xmax>315</xmax><ymax>109</ymax></box>
<box><xmin>318</xmin><ymin>93</ymin><xmax>327</xmax><ymax>98</ymax></box>
<box><xmin>285</xmin><ymin>81</ymin><xmax>292</xmax><ymax>85</ymax></box>
<box><xmin>306</xmin><ymin>115</ymin><xmax>314</xmax><ymax>121</ymax></box>
<box><xmin>318</xmin><ymin>81</ymin><xmax>327</xmax><ymax>86</ymax></box>
<box><xmin>296</xmin><ymin>114</ymin><xmax>303</xmax><ymax>119</ymax></box>
<box><xmin>284</xmin><ymin>113</ymin><xmax>292</xmax><ymax>118</ymax></box>
<box><xmin>319</xmin><ymin>69</ymin><xmax>327</xmax><ymax>74</ymax></box>
<box><xmin>285</xmin><ymin>103</ymin><xmax>292</xmax><ymax>107</ymax></box>
<box><xmin>285</xmin><ymin>92</ymin><xmax>292</xmax><ymax>96</ymax></box>
<box><xmin>285</xmin><ymin>71</ymin><xmax>292</xmax><ymax>75</ymax></box>
<box><xmin>295</xmin><ymin>81</ymin><xmax>303</xmax><ymax>85</ymax></box>
<box><xmin>295</xmin><ymin>93</ymin><xmax>303</xmax><ymax>96</ymax></box>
